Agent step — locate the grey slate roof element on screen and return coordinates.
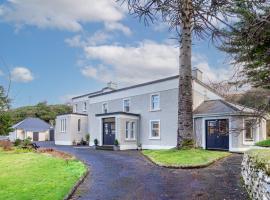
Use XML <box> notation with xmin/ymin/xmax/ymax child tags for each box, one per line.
<box><xmin>12</xmin><ymin>117</ymin><xmax>51</xmax><ymax>132</ymax></box>
<box><xmin>194</xmin><ymin>99</ymin><xmax>257</xmax><ymax>116</ymax></box>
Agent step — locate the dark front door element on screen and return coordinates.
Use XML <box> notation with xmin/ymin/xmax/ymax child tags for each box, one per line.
<box><xmin>206</xmin><ymin>119</ymin><xmax>229</xmax><ymax>150</ymax></box>
<box><xmin>33</xmin><ymin>132</ymin><xmax>39</xmax><ymax>141</ymax></box>
<box><xmin>103</xmin><ymin>118</ymin><xmax>115</xmax><ymax>145</ymax></box>
<box><xmin>49</xmin><ymin>129</ymin><xmax>54</xmax><ymax>141</ymax></box>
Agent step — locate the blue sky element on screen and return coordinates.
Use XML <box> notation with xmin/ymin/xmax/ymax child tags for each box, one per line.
<box><xmin>0</xmin><ymin>0</ymin><xmax>230</xmax><ymax>108</ymax></box>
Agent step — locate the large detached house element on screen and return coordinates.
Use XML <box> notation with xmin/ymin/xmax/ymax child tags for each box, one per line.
<box><xmin>55</xmin><ymin>69</ymin><xmax>268</xmax><ymax>152</ymax></box>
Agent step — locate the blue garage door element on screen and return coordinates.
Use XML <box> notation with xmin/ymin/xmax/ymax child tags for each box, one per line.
<box><xmin>206</xmin><ymin>119</ymin><xmax>229</xmax><ymax>150</ymax></box>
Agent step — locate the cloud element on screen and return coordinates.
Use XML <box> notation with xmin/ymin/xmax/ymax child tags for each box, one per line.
<box><xmin>0</xmin><ymin>0</ymin><xmax>126</xmax><ymax>32</ymax></box>
<box><xmin>11</xmin><ymin>67</ymin><xmax>34</xmax><ymax>83</ymax></box>
<box><xmin>80</xmin><ymin>40</ymin><xmax>233</xmax><ymax>86</ymax></box>
<box><xmin>105</xmin><ymin>22</ymin><xmax>132</xmax><ymax>36</ymax></box>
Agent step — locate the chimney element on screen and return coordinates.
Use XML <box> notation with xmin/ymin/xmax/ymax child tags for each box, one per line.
<box><xmin>107</xmin><ymin>81</ymin><xmax>118</xmax><ymax>90</ymax></box>
<box><xmin>192</xmin><ymin>68</ymin><xmax>203</xmax><ymax>82</ymax></box>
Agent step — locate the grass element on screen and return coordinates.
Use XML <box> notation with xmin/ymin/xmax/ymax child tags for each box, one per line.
<box><xmin>255</xmin><ymin>139</ymin><xmax>270</xmax><ymax>147</ymax></box>
<box><xmin>142</xmin><ymin>148</ymin><xmax>231</xmax><ymax>168</ymax></box>
<box><xmin>246</xmin><ymin>149</ymin><xmax>270</xmax><ymax>175</ymax></box>
<box><xmin>0</xmin><ymin>148</ymin><xmax>87</xmax><ymax>200</ymax></box>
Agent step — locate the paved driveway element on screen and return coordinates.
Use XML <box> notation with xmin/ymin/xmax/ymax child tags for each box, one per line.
<box><xmin>38</xmin><ymin>143</ymin><xmax>248</xmax><ymax>200</ymax></box>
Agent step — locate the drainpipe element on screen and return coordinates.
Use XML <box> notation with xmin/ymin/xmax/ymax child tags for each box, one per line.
<box><xmin>137</xmin><ymin>116</ymin><xmax>141</xmax><ymax>149</ymax></box>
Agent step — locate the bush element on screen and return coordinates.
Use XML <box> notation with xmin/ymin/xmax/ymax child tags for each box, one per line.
<box><xmin>14</xmin><ymin>139</ymin><xmax>22</xmax><ymax>146</ymax></box>
<box><xmin>80</xmin><ymin>138</ymin><xmax>87</xmax><ymax>145</ymax></box>
<box><xmin>255</xmin><ymin>139</ymin><xmax>270</xmax><ymax>147</ymax></box>
<box><xmin>94</xmin><ymin>138</ymin><xmax>98</xmax><ymax>146</ymax></box>
<box><xmin>114</xmin><ymin>139</ymin><xmax>119</xmax><ymax>146</ymax></box>
<box><xmin>0</xmin><ymin>140</ymin><xmax>13</xmax><ymax>151</ymax></box>
<box><xmin>86</xmin><ymin>134</ymin><xmax>90</xmax><ymax>143</ymax></box>
<box><xmin>22</xmin><ymin>137</ymin><xmax>32</xmax><ymax>147</ymax></box>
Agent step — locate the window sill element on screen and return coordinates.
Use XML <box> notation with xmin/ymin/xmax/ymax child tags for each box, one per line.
<box><xmin>243</xmin><ymin>140</ymin><xmax>255</xmax><ymax>145</ymax></box>
<box><xmin>149</xmin><ymin>137</ymin><xmax>161</xmax><ymax>140</ymax></box>
<box><xmin>149</xmin><ymin>109</ymin><xmax>161</xmax><ymax>112</ymax></box>
<box><xmin>125</xmin><ymin>139</ymin><xmax>136</xmax><ymax>142</ymax></box>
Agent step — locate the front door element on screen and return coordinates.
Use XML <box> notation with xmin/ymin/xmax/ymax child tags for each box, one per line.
<box><xmin>33</xmin><ymin>132</ymin><xmax>39</xmax><ymax>141</ymax></box>
<box><xmin>103</xmin><ymin>118</ymin><xmax>115</xmax><ymax>145</ymax></box>
<box><xmin>206</xmin><ymin>119</ymin><xmax>229</xmax><ymax>150</ymax></box>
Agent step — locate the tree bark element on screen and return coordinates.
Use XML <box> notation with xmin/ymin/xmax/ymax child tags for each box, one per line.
<box><xmin>177</xmin><ymin>0</ymin><xmax>194</xmax><ymax>149</ymax></box>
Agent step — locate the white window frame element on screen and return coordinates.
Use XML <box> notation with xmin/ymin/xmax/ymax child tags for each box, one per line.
<box><xmin>74</xmin><ymin>104</ymin><xmax>78</xmax><ymax>113</ymax></box>
<box><xmin>149</xmin><ymin>120</ymin><xmax>161</xmax><ymax>139</ymax></box>
<box><xmin>125</xmin><ymin>121</ymin><xmax>136</xmax><ymax>141</ymax></box>
<box><xmin>83</xmin><ymin>102</ymin><xmax>87</xmax><ymax>112</ymax></box>
<box><xmin>150</xmin><ymin>93</ymin><xmax>160</xmax><ymax>111</ymax></box>
<box><xmin>123</xmin><ymin>98</ymin><xmax>130</xmax><ymax>112</ymax></box>
<box><xmin>243</xmin><ymin>119</ymin><xmax>256</xmax><ymax>145</ymax></box>
<box><xmin>102</xmin><ymin>102</ymin><xmax>108</xmax><ymax>113</ymax></box>
<box><xmin>60</xmin><ymin>118</ymin><xmax>67</xmax><ymax>133</ymax></box>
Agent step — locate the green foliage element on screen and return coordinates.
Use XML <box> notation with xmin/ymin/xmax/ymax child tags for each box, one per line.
<box><xmin>219</xmin><ymin>2</ymin><xmax>270</xmax><ymax>89</ymax></box>
<box><xmin>22</xmin><ymin>137</ymin><xmax>32</xmax><ymax>147</ymax></box>
<box><xmin>85</xmin><ymin>134</ymin><xmax>90</xmax><ymax>143</ymax></box>
<box><xmin>14</xmin><ymin>139</ymin><xmax>22</xmax><ymax>146</ymax></box>
<box><xmin>8</xmin><ymin>102</ymin><xmax>72</xmax><ymax>125</ymax></box>
<box><xmin>0</xmin><ymin>86</ymin><xmax>10</xmax><ymax>111</ymax></box>
<box><xmin>0</xmin><ymin>113</ymin><xmax>13</xmax><ymax>136</ymax></box>
<box><xmin>143</xmin><ymin>149</ymin><xmax>231</xmax><ymax>167</ymax></box>
<box><xmin>246</xmin><ymin>149</ymin><xmax>270</xmax><ymax>175</ymax></box>
<box><xmin>255</xmin><ymin>139</ymin><xmax>270</xmax><ymax>147</ymax></box>
<box><xmin>94</xmin><ymin>138</ymin><xmax>98</xmax><ymax>146</ymax></box>
<box><xmin>114</xmin><ymin>139</ymin><xmax>119</xmax><ymax>146</ymax></box>
<box><xmin>0</xmin><ymin>149</ymin><xmax>86</xmax><ymax>200</ymax></box>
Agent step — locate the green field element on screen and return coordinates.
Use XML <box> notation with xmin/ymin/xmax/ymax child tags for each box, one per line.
<box><xmin>0</xmin><ymin>149</ymin><xmax>86</xmax><ymax>200</ymax></box>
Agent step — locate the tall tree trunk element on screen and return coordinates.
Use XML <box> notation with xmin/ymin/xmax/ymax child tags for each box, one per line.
<box><xmin>177</xmin><ymin>0</ymin><xmax>194</xmax><ymax>149</ymax></box>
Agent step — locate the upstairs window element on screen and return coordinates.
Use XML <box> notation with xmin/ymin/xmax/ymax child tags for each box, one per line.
<box><xmin>78</xmin><ymin>119</ymin><xmax>81</xmax><ymax>132</ymax></box>
<box><xmin>74</xmin><ymin>104</ymin><xmax>78</xmax><ymax>113</ymax></box>
<box><xmin>102</xmin><ymin>103</ymin><xmax>108</xmax><ymax>113</ymax></box>
<box><xmin>123</xmin><ymin>99</ymin><xmax>130</xmax><ymax>112</ymax></box>
<box><xmin>150</xmin><ymin>94</ymin><xmax>160</xmax><ymax>111</ymax></box>
<box><xmin>84</xmin><ymin>102</ymin><xmax>87</xmax><ymax>111</ymax></box>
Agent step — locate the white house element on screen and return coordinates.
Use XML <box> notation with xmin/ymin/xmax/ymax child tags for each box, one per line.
<box><xmin>55</xmin><ymin>69</ymin><xmax>268</xmax><ymax>152</ymax></box>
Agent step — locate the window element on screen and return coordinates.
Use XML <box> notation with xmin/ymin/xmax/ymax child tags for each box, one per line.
<box><xmin>78</xmin><ymin>119</ymin><xmax>81</xmax><ymax>132</ymax></box>
<box><xmin>125</xmin><ymin>122</ymin><xmax>129</xmax><ymax>139</ymax></box>
<box><xmin>102</xmin><ymin>103</ymin><xmax>108</xmax><ymax>113</ymax></box>
<box><xmin>150</xmin><ymin>120</ymin><xmax>160</xmax><ymax>139</ymax></box>
<box><xmin>60</xmin><ymin>119</ymin><xmax>66</xmax><ymax>133</ymax></box>
<box><xmin>244</xmin><ymin>120</ymin><xmax>255</xmax><ymax>141</ymax></box>
<box><xmin>150</xmin><ymin>94</ymin><xmax>160</xmax><ymax>111</ymax></box>
<box><xmin>83</xmin><ymin>102</ymin><xmax>87</xmax><ymax>111</ymax></box>
<box><xmin>130</xmin><ymin>122</ymin><xmax>135</xmax><ymax>139</ymax></box>
<box><xmin>74</xmin><ymin>104</ymin><xmax>78</xmax><ymax>113</ymax></box>
<box><xmin>123</xmin><ymin>99</ymin><xmax>130</xmax><ymax>112</ymax></box>
<box><xmin>125</xmin><ymin>121</ymin><xmax>136</xmax><ymax>140</ymax></box>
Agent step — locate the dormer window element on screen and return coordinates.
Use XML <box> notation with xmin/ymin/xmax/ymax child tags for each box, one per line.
<box><xmin>102</xmin><ymin>103</ymin><xmax>108</xmax><ymax>113</ymax></box>
<box><xmin>123</xmin><ymin>99</ymin><xmax>130</xmax><ymax>112</ymax></box>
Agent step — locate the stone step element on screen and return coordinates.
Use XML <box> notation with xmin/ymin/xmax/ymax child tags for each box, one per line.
<box><xmin>96</xmin><ymin>145</ymin><xmax>114</xmax><ymax>151</ymax></box>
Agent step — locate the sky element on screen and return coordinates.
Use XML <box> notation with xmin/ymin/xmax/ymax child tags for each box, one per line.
<box><xmin>0</xmin><ymin>0</ymin><xmax>232</xmax><ymax>108</ymax></box>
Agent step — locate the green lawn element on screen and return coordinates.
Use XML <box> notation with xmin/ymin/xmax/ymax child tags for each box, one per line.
<box><xmin>0</xmin><ymin>149</ymin><xmax>87</xmax><ymax>200</ymax></box>
<box><xmin>143</xmin><ymin>149</ymin><xmax>231</xmax><ymax>168</ymax></box>
<box><xmin>246</xmin><ymin>149</ymin><xmax>270</xmax><ymax>175</ymax></box>
<box><xmin>255</xmin><ymin>139</ymin><xmax>270</xmax><ymax>147</ymax></box>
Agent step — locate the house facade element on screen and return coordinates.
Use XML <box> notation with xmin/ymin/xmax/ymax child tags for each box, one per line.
<box><xmin>55</xmin><ymin>69</ymin><xmax>268</xmax><ymax>152</ymax></box>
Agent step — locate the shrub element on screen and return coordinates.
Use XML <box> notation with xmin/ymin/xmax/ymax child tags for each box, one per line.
<box><xmin>80</xmin><ymin>138</ymin><xmax>87</xmax><ymax>145</ymax></box>
<box><xmin>255</xmin><ymin>139</ymin><xmax>270</xmax><ymax>147</ymax></box>
<box><xmin>14</xmin><ymin>139</ymin><xmax>22</xmax><ymax>146</ymax></box>
<box><xmin>0</xmin><ymin>140</ymin><xmax>13</xmax><ymax>151</ymax></box>
<box><xmin>94</xmin><ymin>138</ymin><xmax>98</xmax><ymax>146</ymax></box>
<box><xmin>114</xmin><ymin>139</ymin><xmax>119</xmax><ymax>146</ymax></box>
<box><xmin>22</xmin><ymin>137</ymin><xmax>32</xmax><ymax>147</ymax></box>
<box><xmin>85</xmin><ymin>134</ymin><xmax>90</xmax><ymax>143</ymax></box>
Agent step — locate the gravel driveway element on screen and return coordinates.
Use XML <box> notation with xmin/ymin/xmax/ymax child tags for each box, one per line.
<box><xmin>38</xmin><ymin>142</ymin><xmax>249</xmax><ymax>200</ymax></box>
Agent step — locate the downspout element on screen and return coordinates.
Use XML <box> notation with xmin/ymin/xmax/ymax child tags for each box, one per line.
<box><xmin>137</xmin><ymin>116</ymin><xmax>141</xmax><ymax>149</ymax></box>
